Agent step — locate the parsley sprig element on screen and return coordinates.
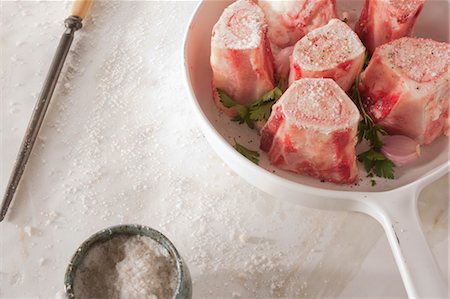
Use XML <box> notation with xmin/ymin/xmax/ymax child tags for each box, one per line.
<box><xmin>217</xmin><ymin>89</ymin><xmax>254</xmax><ymax>128</ymax></box>
<box><xmin>363</xmin><ymin>51</ymin><xmax>370</xmax><ymax>70</ymax></box>
<box><xmin>217</xmin><ymin>79</ymin><xmax>285</xmax><ymax>129</ymax></box>
<box><xmin>350</xmin><ymin>75</ymin><xmax>395</xmax><ymax>180</ymax></box>
<box><xmin>249</xmin><ymin>83</ymin><xmax>284</xmax><ymax>121</ymax></box>
<box><xmin>234</xmin><ymin>139</ymin><xmax>260</xmax><ymax>164</ymax></box>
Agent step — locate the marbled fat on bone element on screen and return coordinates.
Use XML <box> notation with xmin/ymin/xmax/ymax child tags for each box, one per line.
<box><xmin>211</xmin><ymin>0</ymin><xmax>275</xmax><ymax>115</ymax></box>
<box><xmin>289</xmin><ymin>19</ymin><xmax>366</xmax><ymax>92</ymax></box>
<box><xmin>261</xmin><ymin>78</ymin><xmax>360</xmax><ymax>184</ymax></box>
<box><xmin>258</xmin><ymin>0</ymin><xmax>337</xmax><ymax>49</ymax></box>
<box><xmin>356</xmin><ymin>0</ymin><xmax>425</xmax><ymax>53</ymax></box>
<box><xmin>360</xmin><ymin>37</ymin><xmax>450</xmax><ymax>145</ymax></box>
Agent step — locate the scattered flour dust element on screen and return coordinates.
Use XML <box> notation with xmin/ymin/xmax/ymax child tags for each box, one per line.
<box><xmin>1</xmin><ymin>1</ymin><xmax>405</xmax><ymax>298</ymax></box>
<box><xmin>73</xmin><ymin>235</ymin><xmax>177</xmax><ymax>299</ymax></box>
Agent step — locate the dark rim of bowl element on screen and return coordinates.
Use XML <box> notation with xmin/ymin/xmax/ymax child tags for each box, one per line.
<box><xmin>64</xmin><ymin>224</ymin><xmax>185</xmax><ymax>298</ymax></box>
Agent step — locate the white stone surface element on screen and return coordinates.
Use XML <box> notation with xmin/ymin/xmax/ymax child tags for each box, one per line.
<box><xmin>0</xmin><ymin>1</ymin><xmax>448</xmax><ymax>298</ymax></box>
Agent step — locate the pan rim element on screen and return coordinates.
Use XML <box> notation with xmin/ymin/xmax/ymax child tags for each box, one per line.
<box><xmin>182</xmin><ymin>0</ymin><xmax>450</xmax><ymax>203</ymax></box>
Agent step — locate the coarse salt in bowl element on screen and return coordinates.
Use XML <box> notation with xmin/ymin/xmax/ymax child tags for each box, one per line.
<box><xmin>64</xmin><ymin>224</ymin><xmax>192</xmax><ymax>299</ymax></box>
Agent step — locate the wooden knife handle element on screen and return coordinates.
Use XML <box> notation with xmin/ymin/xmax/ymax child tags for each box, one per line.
<box><xmin>71</xmin><ymin>0</ymin><xmax>93</xmax><ymax>20</ymax></box>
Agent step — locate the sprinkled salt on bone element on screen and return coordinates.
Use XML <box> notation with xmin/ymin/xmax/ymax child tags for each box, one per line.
<box><xmin>360</xmin><ymin>37</ymin><xmax>450</xmax><ymax>145</ymax></box>
<box><xmin>212</xmin><ymin>0</ymin><xmax>264</xmax><ymax>50</ymax></box>
<box><xmin>290</xmin><ymin>19</ymin><xmax>365</xmax><ymax>92</ymax></box>
<box><xmin>261</xmin><ymin>78</ymin><xmax>360</xmax><ymax>184</ymax></box>
<box><xmin>356</xmin><ymin>0</ymin><xmax>425</xmax><ymax>53</ymax></box>
<box><xmin>387</xmin><ymin>38</ymin><xmax>449</xmax><ymax>83</ymax></box>
<box><xmin>280</xmin><ymin>79</ymin><xmax>360</xmax><ymax>132</ymax></box>
<box><xmin>386</xmin><ymin>0</ymin><xmax>425</xmax><ymax>15</ymax></box>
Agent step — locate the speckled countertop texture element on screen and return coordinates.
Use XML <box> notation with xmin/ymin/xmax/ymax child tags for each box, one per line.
<box><xmin>1</xmin><ymin>1</ymin><xmax>448</xmax><ymax>298</ymax></box>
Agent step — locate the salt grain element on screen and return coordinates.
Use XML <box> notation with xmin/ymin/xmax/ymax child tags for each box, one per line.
<box><xmin>38</xmin><ymin>257</ymin><xmax>47</xmax><ymax>266</ymax></box>
<box><xmin>212</xmin><ymin>0</ymin><xmax>265</xmax><ymax>50</ymax></box>
<box><xmin>280</xmin><ymin>78</ymin><xmax>360</xmax><ymax>132</ymax></box>
<box><xmin>384</xmin><ymin>37</ymin><xmax>449</xmax><ymax>82</ymax></box>
<box><xmin>294</xmin><ymin>19</ymin><xmax>364</xmax><ymax>70</ymax></box>
<box><xmin>54</xmin><ymin>291</ymin><xmax>64</xmax><ymax>299</ymax></box>
<box><xmin>23</xmin><ymin>225</ymin><xmax>33</xmax><ymax>236</ymax></box>
<box><xmin>74</xmin><ymin>235</ymin><xmax>177</xmax><ymax>299</ymax></box>
<box><xmin>387</xmin><ymin>0</ymin><xmax>424</xmax><ymax>13</ymax></box>
<box><xmin>239</xmin><ymin>232</ymin><xmax>250</xmax><ymax>244</ymax></box>
<box><xmin>1</xmin><ymin>1</ymin><xmax>382</xmax><ymax>296</ymax></box>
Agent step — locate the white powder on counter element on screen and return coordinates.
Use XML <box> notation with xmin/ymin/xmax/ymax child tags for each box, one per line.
<box><xmin>2</xmin><ymin>1</ymin><xmax>412</xmax><ymax>297</ymax></box>
<box><xmin>73</xmin><ymin>235</ymin><xmax>177</xmax><ymax>299</ymax></box>
<box><xmin>23</xmin><ymin>225</ymin><xmax>33</xmax><ymax>236</ymax></box>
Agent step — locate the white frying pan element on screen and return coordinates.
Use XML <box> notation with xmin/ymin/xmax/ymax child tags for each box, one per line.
<box><xmin>183</xmin><ymin>1</ymin><xmax>449</xmax><ymax>297</ymax></box>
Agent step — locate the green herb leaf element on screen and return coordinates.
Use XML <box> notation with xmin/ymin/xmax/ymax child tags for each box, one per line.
<box><xmin>278</xmin><ymin>78</ymin><xmax>287</xmax><ymax>92</ymax></box>
<box><xmin>358</xmin><ymin>149</ymin><xmax>395</xmax><ymax>180</ymax></box>
<box><xmin>249</xmin><ymin>102</ymin><xmax>274</xmax><ymax>121</ymax></box>
<box><xmin>231</xmin><ymin>104</ymin><xmax>254</xmax><ymax>129</ymax></box>
<box><xmin>357</xmin><ymin>122</ymin><xmax>366</xmax><ymax>144</ymax></box>
<box><xmin>217</xmin><ymin>89</ymin><xmax>254</xmax><ymax>129</ymax></box>
<box><xmin>350</xmin><ymin>73</ymin><xmax>396</xmax><ymax>181</ymax></box>
<box><xmin>217</xmin><ymin>88</ymin><xmax>236</xmax><ymax>108</ymax></box>
<box><xmin>234</xmin><ymin>105</ymin><xmax>248</xmax><ymax>121</ymax></box>
<box><xmin>358</xmin><ymin>149</ymin><xmax>386</xmax><ymax>161</ymax></box>
<box><xmin>371</xmin><ymin>179</ymin><xmax>377</xmax><ymax>187</ymax></box>
<box><xmin>256</xmin><ymin>89</ymin><xmax>280</xmax><ymax>104</ymax></box>
<box><xmin>365</xmin><ymin>128</ymin><xmax>383</xmax><ymax>150</ymax></box>
<box><xmin>217</xmin><ymin>80</ymin><xmax>286</xmax><ymax>127</ymax></box>
<box><xmin>234</xmin><ymin>139</ymin><xmax>260</xmax><ymax>164</ymax></box>
<box><xmin>373</xmin><ymin>159</ymin><xmax>395</xmax><ymax>179</ymax></box>
<box><xmin>363</xmin><ymin>51</ymin><xmax>370</xmax><ymax>70</ymax></box>
<box><xmin>342</xmin><ymin>17</ymin><xmax>348</xmax><ymax>23</ymax></box>
<box><xmin>249</xmin><ymin>81</ymin><xmax>284</xmax><ymax>121</ymax></box>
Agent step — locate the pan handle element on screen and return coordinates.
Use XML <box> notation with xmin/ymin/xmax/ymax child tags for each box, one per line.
<box><xmin>367</xmin><ymin>190</ymin><xmax>448</xmax><ymax>298</ymax></box>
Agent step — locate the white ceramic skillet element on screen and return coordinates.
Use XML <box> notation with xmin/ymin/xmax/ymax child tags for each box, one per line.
<box><xmin>183</xmin><ymin>1</ymin><xmax>449</xmax><ymax>297</ymax></box>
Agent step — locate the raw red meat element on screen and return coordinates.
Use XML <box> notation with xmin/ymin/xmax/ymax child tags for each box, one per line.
<box><xmin>258</xmin><ymin>0</ymin><xmax>337</xmax><ymax>49</ymax></box>
<box><xmin>273</xmin><ymin>46</ymin><xmax>294</xmax><ymax>81</ymax></box>
<box><xmin>355</xmin><ymin>0</ymin><xmax>425</xmax><ymax>53</ymax></box>
<box><xmin>261</xmin><ymin>78</ymin><xmax>360</xmax><ymax>184</ymax></box>
<box><xmin>289</xmin><ymin>19</ymin><xmax>366</xmax><ymax>92</ymax></box>
<box><xmin>211</xmin><ymin>0</ymin><xmax>275</xmax><ymax>115</ymax></box>
<box><xmin>360</xmin><ymin>37</ymin><xmax>450</xmax><ymax>145</ymax></box>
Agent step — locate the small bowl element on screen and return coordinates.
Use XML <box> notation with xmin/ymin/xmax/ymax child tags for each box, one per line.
<box><xmin>64</xmin><ymin>224</ymin><xmax>192</xmax><ymax>299</ymax></box>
